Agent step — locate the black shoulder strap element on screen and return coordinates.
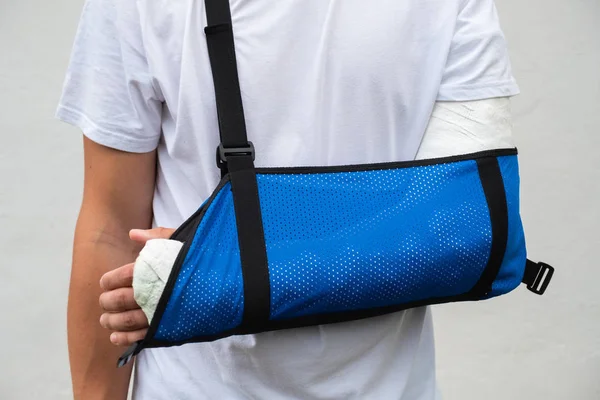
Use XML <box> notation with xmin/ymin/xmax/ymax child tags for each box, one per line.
<box><xmin>204</xmin><ymin>0</ymin><xmax>271</xmax><ymax>330</ymax></box>
<box><xmin>204</xmin><ymin>0</ymin><xmax>251</xmax><ymax>155</ymax></box>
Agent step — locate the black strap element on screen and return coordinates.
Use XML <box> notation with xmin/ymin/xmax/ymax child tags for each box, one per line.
<box><xmin>204</xmin><ymin>0</ymin><xmax>271</xmax><ymax>329</ymax></box>
<box><xmin>204</xmin><ymin>0</ymin><xmax>248</xmax><ymax>150</ymax></box>
<box><xmin>467</xmin><ymin>157</ymin><xmax>555</xmax><ymax>297</ymax></box>
<box><xmin>205</xmin><ymin>0</ymin><xmax>233</xmax><ymax>26</ymax></box>
<box><xmin>468</xmin><ymin>157</ymin><xmax>510</xmax><ymax>297</ymax></box>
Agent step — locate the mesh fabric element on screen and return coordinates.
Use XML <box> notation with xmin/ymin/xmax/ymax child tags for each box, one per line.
<box><xmin>155</xmin><ymin>155</ymin><xmax>524</xmax><ymax>342</ymax></box>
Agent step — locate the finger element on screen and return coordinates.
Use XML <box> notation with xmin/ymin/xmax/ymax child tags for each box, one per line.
<box><xmin>99</xmin><ymin>287</ymin><xmax>139</xmax><ymax>312</ymax></box>
<box><xmin>100</xmin><ymin>309</ymin><xmax>149</xmax><ymax>332</ymax></box>
<box><xmin>129</xmin><ymin>227</ymin><xmax>176</xmax><ymax>244</ymax></box>
<box><xmin>99</xmin><ymin>263</ymin><xmax>134</xmax><ymax>291</ymax></box>
<box><xmin>109</xmin><ymin>329</ymin><xmax>148</xmax><ymax>347</ymax></box>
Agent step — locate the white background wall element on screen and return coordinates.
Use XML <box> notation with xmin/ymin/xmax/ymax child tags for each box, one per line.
<box><xmin>0</xmin><ymin>0</ymin><xmax>598</xmax><ymax>399</ymax></box>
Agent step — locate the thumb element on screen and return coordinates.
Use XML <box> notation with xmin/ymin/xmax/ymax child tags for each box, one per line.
<box><xmin>129</xmin><ymin>227</ymin><xmax>176</xmax><ymax>244</ymax></box>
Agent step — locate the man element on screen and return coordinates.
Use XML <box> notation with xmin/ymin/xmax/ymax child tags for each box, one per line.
<box><xmin>57</xmin><ymin>0</ymin><xmax>519</xmax><ymax>398</ymax></box>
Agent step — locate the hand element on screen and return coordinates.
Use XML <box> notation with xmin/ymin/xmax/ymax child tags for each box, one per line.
<box><xmin>99</xmin><ymin>227</ymin><xmax>176</xmax><ymax>346</ymax></box>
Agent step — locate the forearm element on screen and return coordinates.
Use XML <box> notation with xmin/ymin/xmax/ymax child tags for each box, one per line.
<box><xmin>68</xmin><ymin>210</ymin><xmax>148</xmax><ymax>400</ymax></box>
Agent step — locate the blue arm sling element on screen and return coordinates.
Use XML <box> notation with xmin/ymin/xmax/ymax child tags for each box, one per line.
<box><xmin>119</xmin><ymin>0</ymin><xmax>555</xmax><ymax>366</ymax></box>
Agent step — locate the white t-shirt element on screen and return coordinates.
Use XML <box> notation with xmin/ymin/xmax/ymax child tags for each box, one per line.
<box><xmin>57</xmin><ymin>0</ymin><xmax>519</xmax><ymax>398</ymax></box>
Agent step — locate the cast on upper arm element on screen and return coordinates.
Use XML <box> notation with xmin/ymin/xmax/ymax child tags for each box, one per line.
<box><xmin>438</xmin><ymin>0</ymin><xmax>520</xmax><ymax>101</ymax></box>
<box><xmin>56</xmin><ymin>0</ymin><xmax>163</xmax><ymax>153</ymax></box>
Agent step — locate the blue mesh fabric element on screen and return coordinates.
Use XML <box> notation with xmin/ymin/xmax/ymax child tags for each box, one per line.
<box><xmin>155</xmin><ymin>184</ymin><xmax>244</xmax><ymax>341</ymax></box>
<box><xmin>487</xmin><ymin>156</ymin><xmax>527</xmax><ymax>297</ymax></box>
<box><xmin>259</xmin><ymin>160</ymin><xmax>492</xmax><ymax>320</ymax></box>
<box><xmin>155</xmin><ymin>155</ymin><xmax>524</xmax><ymax>340</ymax></box>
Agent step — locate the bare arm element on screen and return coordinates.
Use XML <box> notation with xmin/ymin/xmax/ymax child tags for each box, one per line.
<box><xmin>68</xmin><ymin>137</ymin><xmax>156</xmax><ymax>400</ymax></box>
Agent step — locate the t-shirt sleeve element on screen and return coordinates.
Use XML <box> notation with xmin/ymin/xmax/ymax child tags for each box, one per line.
<box><xmin>437</xmin><ymin>0</ymin><xmax>520</xmax><ymax>101</ymax></box>
<box><xmin>56</xmin><ymin>0</ymin><xmax>162</xmax><ymax>153</ymax></box>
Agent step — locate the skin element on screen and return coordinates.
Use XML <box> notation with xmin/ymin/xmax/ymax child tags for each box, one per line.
<box><xmin>99</xmin><ymin>227</ymin><xmax>175</xmax><ymax>345</ymax></box>
<box><xmin>69</xmin><ymin>136</ymin><xmax>173</xmax><ymax>400</ymax></box>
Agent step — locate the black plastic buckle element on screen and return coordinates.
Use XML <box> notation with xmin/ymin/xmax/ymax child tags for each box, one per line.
<box><xmin>527</xmin><ymin>262</ymin><xmax>554</xmax><ymax>295</ymax></box>
<box><xmin>216</xmin><ymin>142</ymin><xmax>255</xmax><ymax>169</ymax></box>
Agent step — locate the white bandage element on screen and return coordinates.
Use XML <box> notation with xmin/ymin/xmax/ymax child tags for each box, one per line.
<box><xmin>133</xmin><ymin>239</ymin><xmax>183</xmax><ymax>323</ymax></box>
<box><xmin>132</xmin><ymin>97</ymin><xmax>514</xmax><ymax>324</ymax></box>
<box><xmin>416</xmin><ymin>97</ymin><xmax>514</xmax><ymax>160</ymax></box>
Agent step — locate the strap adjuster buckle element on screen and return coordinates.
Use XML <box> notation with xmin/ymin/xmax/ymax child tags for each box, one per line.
<box><xmin>527</xmin><ymin>262</ymin><xmax>555</xmax><ymax>295</ymax></box>
<box><xmin>216</xmin><ymin>142</ymin><xmax>255</xmax><ymax>168</ymax></box>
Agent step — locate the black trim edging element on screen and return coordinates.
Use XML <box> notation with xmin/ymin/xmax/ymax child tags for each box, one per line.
<box><xmin>255</xmin><ymin>148</ymin><xmax>518</xmax><ymax>175</ymax></box>
<box><xmin>141</xmin><ymin>291</ymin><xmax>486</xmax><ymax>349</ymax></box>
